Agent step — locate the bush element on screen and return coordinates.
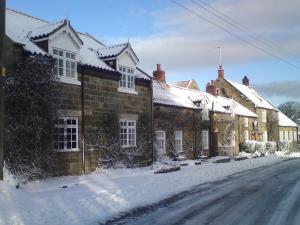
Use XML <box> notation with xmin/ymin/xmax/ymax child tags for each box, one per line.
<box><xmin>240</xmin><ymin>141</ymin><xmax>256</xmax><ymax>153</ymax></box>
<box><xmin>255</xmin><ymin>142</ymin><xmax>266</xmax><ymax>155</ymax></box>
<box><xmin>266</xmin><ymin>142</ymin><xmax>277</xmax><ymax>154</ymax></box>
<box><xmin>277</xmin><ymin>141</ymin><xmax>289</xmax><ymax>152</ymax></box>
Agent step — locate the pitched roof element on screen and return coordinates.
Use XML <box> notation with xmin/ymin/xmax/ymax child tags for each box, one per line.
<box><xmin>156</xmin><ymin>80</ymin><xmax>258</xmax><ymax>117</ymax></box>
<box><xmin>5</xmin><ymin>9</ymin><xmax>144</xmax><ymax>75</ymax></box>
<box><xmin>172</xmin><ymin>79</ymin><xmax>199</xmax><ymax>90</ymax></box>
<box><xmin>278</xmin><ymin>111</ymin><xmax>298</xmax><ymax>127</ymax></box>
<box><xmin>136</xmin><ymin>67</ymin><xmax>151</xmax><ymax>81</ymax></box>
<box><xmin>215</xmin><ymin>96</ymin><xmax>258</xmax><ymax>118</ymax></box>
<box><xmin>226</xmin><ymin>79</ymin><xmax>275</xmax><ymax>110</ymax></box>
<box><xmin>97</xmin><ymin>43</ymin><xmax>128</xmax><ymax>59</ymax></box>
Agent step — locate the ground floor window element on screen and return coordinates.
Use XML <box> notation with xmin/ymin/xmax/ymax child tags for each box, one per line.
<box><xmin>284</xmin><ymin>131</ymin><xmax>289</xmax><ymax>141</ymax></box>
<box><xmin>156</xmin><ymin>130</ymin><xmax>166</xmax><ymax>153</ymax></box>
<box><xmin>120</xmin><ymin>120</ymin><xmax>136</xmax><ymax>147</ymax></box>
<box><xmin>244</xmin><ymin>130</ymin><xmax>249</xmax><ymax>141</ymax></box>
<box><xmin>174</xmin><ymin>130</ymin><xmax>183</xmax><ymax>153</ymax></box>
<box><xmin>201</xmin><ymin>130</ymin><xmax>209</xmax><ymax>150</ymax></box>
<box><xmin>289</xmin><ymin>131</ymin><xmax>293</xmax><ymax>141</ymax></box>
<box><xmin>53</xmin><ymin>117</ymin><xmax>78</xmax><ymax>151</ymax></box>
<box><xmin>294</xmin><ymin>131</ymin><xmax>297</xmax><ymax>141</ymax></box>
<box><xmin>280</xmin><ymin>131</ymin><xmax>284</xmax><ymax>141</ymax></box>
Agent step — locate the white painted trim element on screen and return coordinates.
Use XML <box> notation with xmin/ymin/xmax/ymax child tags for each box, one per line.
<box><xmin>56</xmin><ymin>77</ymin><xmax>81</xmax><ymax>85</ymax></box>
<box><xmin>55</xmin><ymin>148</ymin><xmax>80</xmax><ymax>153</ymax></box>
<box><xmin>118</xmin><ymin>87</ymin><xmax>138</xmax><ymax>95</ymax></box>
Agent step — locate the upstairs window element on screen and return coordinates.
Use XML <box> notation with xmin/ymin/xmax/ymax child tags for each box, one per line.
<box><xmin>119</xmin><ymin>65</ymin><xmax>135</xmax><ymax>90</ymax></box>
<box><xmin>53</xmin><ymin>48</ymin><xmax>77</xmax><ymax>80</ymax></box>
<box><xmin>262</xmin><ymin>110</ymin><xmax>267</xmax><ymax>123</ymax></box>
<box><xmin>53</xmin><ymin>117</ymin><xmax>78</xmax><ymax>151</ymax></box>
<box><xmin>174</xmin><ymin>130</ymin><xmax>183</xmax><ymax>153</ymax></box>
<box><xmin>120</xmin><ymin>120</ymin><xmax>136</xmax><ymax>147</ymax></box>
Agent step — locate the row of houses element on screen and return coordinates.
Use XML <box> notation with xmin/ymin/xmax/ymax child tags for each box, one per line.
<box><xmin>5</xmin><ymin>9</ymin><xmax>298</xmax><ymax>175</ymax></box>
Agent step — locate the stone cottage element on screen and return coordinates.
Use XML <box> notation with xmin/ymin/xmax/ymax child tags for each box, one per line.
<box><xmin>6</xmin><ymin>8</ymin><xmax>152</xmax><ymax>175</ymax></box>
<box><xmin>152</xmin><ymin>64</ymin><xmax>255</xmax><ymax>158</ymax></box>
<box><xmin>209</xmin><ymin>65</ymin><xmax>298</xmax><ymax>146</ymax></box>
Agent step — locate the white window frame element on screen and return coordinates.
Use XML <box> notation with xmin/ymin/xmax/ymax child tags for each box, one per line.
<box><xmin>280</xmin><ymin>131</ymin><xmax>284</xmax><ymax>141</ymax></box>
<box><xmin>52</xmin><ymin>47</ymin><xmax>79</xmax><ymax>85</ymax></box>
<box><xmin>156</xmin><ymin>130</ymin><xmax>166</xmax><ymax>153</ymax></box>
<box><xmin>262</xmin><ymin>109</ymin><xmax>267</xmax><ymax>123</ymax></box>
<box><xmin>201</xmin><ymin>130</ymin><xmax>209</xmax><ymax>150</ymax></box>
<box><xmin>120</xmin><ymin>120</ymin><xmax>136</xmax><ymax>147</ymax></box>
<box><xmin>174</xmin><ymin>130</ymin><xmax>183</xmax><ymax>153</ymax></box>
<box><xmin>118</xmin><ymin>65</ymin><xmax>136</xmax><ymax>91</ymax></box>
<box><xmin>244</xmin><ymin>130</ymin><xmax>249</xmax><ymax>141</ymax></box>
<box><xmin>294</xmin><ymin>131</ymin><xmax>297</xmax><ymax>142</ymax></box>
<box><xmin>263</xmin><ymin>131</ymin><xmax>268</xmax><ymax>142</ymax></box>
<box><xmin>244</xmin><ymin>117</ymin><xmax>249</xmax><ymax>128</ymax></box>
<box><xmin>53</xmin><ymin>117</ymin><xmax>79</xmax><ymax>152</ymax></box>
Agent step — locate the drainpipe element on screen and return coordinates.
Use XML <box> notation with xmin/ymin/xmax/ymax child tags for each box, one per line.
<box><xmin>210</xmin><ymin>102</ymin><xmax>215</xmax><ymax>157</ymax></box>
<box><xmin>150</xmin><ymin>79</ymin><xmax>154</xmax><ymax>167</ymax></box>
<box><xmin>81</xmin><ymin>67</ymin><xmax>85</xmax><ymax>174</ymax></box>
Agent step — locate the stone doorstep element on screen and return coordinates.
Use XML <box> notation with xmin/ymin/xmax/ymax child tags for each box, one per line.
<box><xmin>234</xmin><ymin>156</ymin><xmax>248</xmax><ymax>161</ymax></box>
<box><xmin>154</xmin><ymin>166</ymin><xmax>180</xmax><ymax>174</ymax></box>
<box><xmin>194</xmin><ymin>161</ymin><xmax>202</xmax><ymax>165</ymax></box>
<box><xmin>179</xmin><ymin>163</ymin><xmax>189</xmax><ymax>167</ymax></box>
<box><xmin>212</xmin><ymin>158</ymin><xmax>231</xmax><ymax>163</ymax></box>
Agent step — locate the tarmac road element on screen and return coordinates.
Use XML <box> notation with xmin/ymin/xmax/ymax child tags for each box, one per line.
<box><xmin>103</xmin><ymin>158</ymin><xmax>300</xmax><ymax>225</ymax></box>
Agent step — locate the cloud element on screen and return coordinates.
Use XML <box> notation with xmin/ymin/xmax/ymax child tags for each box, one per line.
<box><xmin>131</xmin><ymin>0</ymin><xmax>300</xmax><ymax>72</ymax></box>
<box><xmin>252</xmin><ymin>80</ymin><xmax>300</xmax><ymax>99</ymax></box>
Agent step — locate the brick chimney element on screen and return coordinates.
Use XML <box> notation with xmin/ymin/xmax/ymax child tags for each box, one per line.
<box><xmin>218</xmin><ymin>65</ymin><xmax>224</xmax><ymax>79</ymax></box>
<box><xmin>206</xmin><ymin>80</ymin><xmax>216</xmax><ymax>96</ymax></box>
<box><xmin>242</xmin><ymin>76</ymin><xmax>249</xmax><ymax>86</ymax></box>
<box><xmin>153</xmin><ymin>64</ymin><xmax>166</xmax><ymax>83</ymax></box>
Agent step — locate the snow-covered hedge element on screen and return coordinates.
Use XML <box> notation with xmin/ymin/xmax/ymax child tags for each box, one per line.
<box><xmin>277</xmin><ymin>141</ymin><xmax>289</xmax><ymax>153</ymax></box>
<box><xmin>255</xmin><ymin>142</ymin><xmax>266</xmax><ymax>155</ymax></box>
<box><xmin>240</xmin><ymin>141</ymin><xmax>256</xmax><ymax>153</ymax></box>
<box><xmin>266</xmin><ymin>142</ymin><xmax>277</xmax><ymax>154</ymax></box>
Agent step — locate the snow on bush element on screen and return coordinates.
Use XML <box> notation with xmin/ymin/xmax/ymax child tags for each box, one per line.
<box><xmin>240</xmin><ymin>141</ymin><xmax>256</xmax><ymax>153</ymax></box>
<box><xmin>255</xmin><ymin>142</ymin><xmax>266</xmax><ymax>155</ymax></box>
<box><xmin>277</xmin><ymin>141</ymin><xmax>289</xmax><ymax>153</ymax></box>
<box><xmin>266</xmin><ymin>142</ymin><xmax>277</xmax><ymax>154</ymax></box>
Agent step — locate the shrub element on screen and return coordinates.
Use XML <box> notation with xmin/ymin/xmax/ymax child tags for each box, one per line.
<box><xmin>240</xmin><ymin>141</ymin><xmax>256</xmax><ymax>153</ymax></box>
<box><xmin>255</xmin><ymin>142</ymin><xmax>266</xmax><ymax>155</ymax></box>
<box><xmin>266</xmin><ymin>142</ymin><xmax>277</xmax><ymax>154</ymax></box>
<box><xmin>277</xmin><ymin>141</ymin><xmax>289</xmax><ymax>152</ymax></box>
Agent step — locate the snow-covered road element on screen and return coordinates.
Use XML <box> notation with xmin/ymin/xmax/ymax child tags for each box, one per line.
<box><xmin>104</xmin><ymin>158</ymin><xmax>300</xmax><ymax>225</ymax></box>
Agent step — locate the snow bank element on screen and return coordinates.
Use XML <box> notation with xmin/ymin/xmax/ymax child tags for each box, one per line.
<box><xmin>0</xmin><ymin>156</ymin><xmax>292</xmax><ymax>225</ymax></box>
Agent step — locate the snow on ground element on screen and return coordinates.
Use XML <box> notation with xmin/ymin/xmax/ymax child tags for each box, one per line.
<box><xmin>0</xmin><ymin>156</ymin><xmax>296</xmax><ymax>225</ymax></box>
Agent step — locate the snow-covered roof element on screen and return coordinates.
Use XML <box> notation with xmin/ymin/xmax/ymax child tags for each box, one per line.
<box><xmin>278</xmin><ymin>111</ymin><xmax>298</xmax><ymax>127</ymax></box>
<box><xmin>153</xmin><ymin>81</ymin><xmax>231</xmax><ymax>113</ymax></box>
<box><xmin>136</xmin><ymin>67</ymin><xmax>151</xmax><ymax>81</ymax></box>
<box><xmin>226</xmin><ymin>79</ymin><xmax>275</xmax><ymax>110</ymax></box>
<box><xmin>29</xmin><ymin>20</ymin><xmax>65</xmax><ymax>39</ymax></box>
<box><xmin>6</xmin><ymin>8</ymin><xmax>149</xmax><ymax>79</ymax></box>
<box><xmin>215</xmin><ymin>96</ymin><xmax>258</xmax><ymax>118</ymax></box>
<box><xmin>172</xmin><ymin>80</ymin><xmax>192</xmax><ymax>89</ymax></box>
<box><xmin>97</xmin><ymin>43</ymin><xmax>128</xmax><ymax>59</ymax></box>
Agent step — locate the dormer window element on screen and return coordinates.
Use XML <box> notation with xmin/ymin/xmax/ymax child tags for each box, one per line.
<box><xmin>52</xmin><ymin>47</ymin><xmax>78</xmax><ymax>83</ymax></box>
<box><xmin>119</xmin><ymin>65</ymin><xmax>135</xmax><ymax>90</ymax></box>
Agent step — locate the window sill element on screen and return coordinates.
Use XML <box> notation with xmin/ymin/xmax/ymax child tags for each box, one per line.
<box><xmin>121</xmin><ymin>145</ymin><xmax>137</xmax><ymax>148</ymax></box>
<box><xmin>54</xmin><ymin>148</ymin><xmax>80</xmax><ymax>153</ymax></box>
<box><xmin>118</xmin><ymin>87</ymin><xmax>138</xmax><ymax>95</ymax></box>
<box><xmin>56</xmin><ymin>77</ymin><xmax>81</xmax><ymax>86</ymax></box>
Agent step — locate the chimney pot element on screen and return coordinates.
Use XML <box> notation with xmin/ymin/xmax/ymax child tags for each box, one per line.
<box><xmin>218</xmin><ymin>65</ymin><xmax>224</xmax><ymax>79</ymax></box>
<box><xmin>153</xmin><ymin>64</ymin><xmax>166</xmax><ymax>83</ymax></box>
<box><xmin>242</xmin><ymin>75</ymin><xmax>249</xmax><ymax>86</ymax></box>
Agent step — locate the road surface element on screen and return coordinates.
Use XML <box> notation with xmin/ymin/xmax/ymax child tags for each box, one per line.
<box><xmin>103</xmin><ymin>158</ymin><xmax>300</xmax><ymax>225</ymax></box>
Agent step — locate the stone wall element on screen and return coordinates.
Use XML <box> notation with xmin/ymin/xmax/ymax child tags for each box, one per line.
<box><xmin>53</xmin><ymin>67</ymin><xmax>152</xmax><ymax>175</ymax></box>
<box><xmin>153</xmin><ymin>105</ymin><xmax>202</xmax><ymax>159</ymax></box>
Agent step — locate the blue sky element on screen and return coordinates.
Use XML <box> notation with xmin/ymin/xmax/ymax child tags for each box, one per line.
<box><xmin>7</xmin><ymin>0</ymin><xmax>300</xmax><ymax>106</ymax></box>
